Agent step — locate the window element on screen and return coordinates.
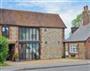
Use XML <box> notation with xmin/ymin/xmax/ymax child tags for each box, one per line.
<box><xmin>2</xmin><ymin>25</ymin><xmax>9</xmax><ymax>38</ymax></box>
<box><xmin>19</xmin><ymin>27</ymin><xmax>40</xmax><ymax>60</ymax></box>
<box><xmin>19</xmin><ymin>27</ymin><xmax>39</xmax><ymax>41</ymax></box>
<box><xmin>32</xmin><ymin>29</ymin><xmax>39</xmax><ymax>41</ymax></box>
<box><xmin>69</xmin><ymin>44</ymin><xmax>78</xmax><ymax>54</ymax></box>
<box><xmin>19</xmin><ymin>42</ymin><xmax>40</xmax><ymax>60</ymax></box>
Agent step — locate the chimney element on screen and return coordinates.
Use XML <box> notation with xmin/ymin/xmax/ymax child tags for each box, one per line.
<box><xmin>71</xmin><ymin>27</ymin><xmax>78</xmax><ymax>33</ymax></box>
<box><xmin>83</xmin><ymin>5</ymin><xmax>90</xmax><ymax>25</ymax></box>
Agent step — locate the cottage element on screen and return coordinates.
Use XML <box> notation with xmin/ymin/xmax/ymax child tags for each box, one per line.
<box><xmin>0</xmin><ymin>9</ymin><xmax>66</xmax><ymax>61</ymax></box>
<box><xmin>65</xmin><ymin>6</ymin><xmax>90</xmax><ymax>59</ymax></box>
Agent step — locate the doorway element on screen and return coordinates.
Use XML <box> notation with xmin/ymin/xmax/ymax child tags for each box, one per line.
<box><xmin>19</xmin><ymin>42</ymin><xmax>40</xmax><ymax>61</ymax></box>
<box><xmin>7</xmin><ymin>44</ymin><xmax>15</xmax><ymax>61</ymax></box>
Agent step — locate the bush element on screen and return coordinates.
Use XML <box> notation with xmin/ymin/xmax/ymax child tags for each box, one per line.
<box><xmin>0</xmin><ymin>36</ymin><xmax>8</xmax><ymax>63</ymax></box>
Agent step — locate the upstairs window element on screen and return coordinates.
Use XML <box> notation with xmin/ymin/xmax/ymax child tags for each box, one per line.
<box><xmin>2</xmin><ymin>25</ymin><xmax>9</xmax><ymax>38</ymax></box>
<box><xmin>19</xmin><ymin>27</ymin><xmax>39</xmax><ymax>41</ymax></box>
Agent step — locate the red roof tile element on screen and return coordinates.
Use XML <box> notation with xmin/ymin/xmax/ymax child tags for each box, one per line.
<box><xmin>0</xmin><ymin>9</ymin><xmax>66</xmax><ymax>28</ymax></box>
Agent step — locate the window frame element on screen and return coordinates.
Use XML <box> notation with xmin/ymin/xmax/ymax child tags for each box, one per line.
<box><xmin>19</xmin><ymin>27</ymin><xmax>39</xmax><ymax>41</ymax></box>
<box><xmin>69</xmin><ymin>44</ymin><xmax>78</xmax><ymax>54</ymax></box>
<box><xmin>1</xmin><ymin>25</ymin><xmax>9</xmax><ymax>38</ymax></box>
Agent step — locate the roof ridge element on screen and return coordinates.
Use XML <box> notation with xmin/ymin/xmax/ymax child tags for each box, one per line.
<box><xmin>0</xmin><ymin>8</ymin><xmax>59</xmax><ymax>16</ymax></box>
<box><xmin>0</xmin><ymin>8</ymin><xmax>66</xmax><ymax>28</ymax></box>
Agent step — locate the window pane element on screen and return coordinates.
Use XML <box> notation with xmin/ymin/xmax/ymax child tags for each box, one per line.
<box><xmin>19</xmin><ymin>27</ymin><xmax>39</xmax><ymax>41</ymax></box>
<box><xmin>30</xmin><ymin>29</ymin><xmax>32</xmax><ymax>41</ymax></box>
<box><xmin>28</xmin><ymin>28</ymin><xmax>30</xmax><ymax>41</ymax></box>
<box><xmin>33</xmin><ymin>28</ymin><xmax>36</xmax><ymax>41</ymax></box>
<box><xmin>26</xmin><ymin>28</ymin><xmax>29</xmax><ymax>40</ymax></box>
<box><xmin>69</xmin><ymin>44</ymin><xmax>78</xmax><ymax>54</ymax></box>
<box><xmin>36</xmin><ymin>29</ymin><xmax>39</xmax><ymax>41</ymax></box>
<box><xmin>2</xmin><ymin>25</ymin><xmax>9</xmax><ymax>38</ymax></box>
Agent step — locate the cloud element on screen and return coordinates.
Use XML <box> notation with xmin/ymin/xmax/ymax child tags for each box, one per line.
<box><xmin>19</xmin><ymin>2</ymin><xmax>82</xmax><ymax>38</ymax></box>
<box><xmin>5</xmin><ymin>0</ymin><xmax>89</xmax><ymax>2</ymax></box>
<box><xmin>60</xmin><ymin>9</ymin><xmax>82</xmax><ymax>38</ymax></box>
<box><xmin>1</xmin><ymin>0</ymin><xmax>90</xmax><ymax>38</ymax></box>
<box><xmin>4</xmin><ymin>0</ymin><xmax>72</xmax><ymax>2</ymax></box>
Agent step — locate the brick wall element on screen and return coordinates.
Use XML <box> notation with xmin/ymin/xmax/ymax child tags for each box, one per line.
<box><xmin>65</xmin><ymin>42</ymin><xmax>86</xmax><ymax>59</ymax></box>
<box><xmin>9</xmin><ymin>26</ymin><xmax>18</xmax><ymax>42</ymax></box>
<box><xmin>83</xmin><ymin>6</ymin><xmax>90</xmax><ymax>25</ymax></box>
<box><xmin>40</xmin><ymin>28</ymin><xmax>64</xmax><ymax>59</ymax></box>
<box><xmin>65</xmin><ymin>43</ymin><xmax>69</xmax><ymax>57</ymax></box>
<box><xmin>85</xmin><ymin>37</ymin><xmax>90</xmax><ymax>59</ymax></box>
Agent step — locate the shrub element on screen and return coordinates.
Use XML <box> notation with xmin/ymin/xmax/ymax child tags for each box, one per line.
<box><xmin>0</xmin><ymin>36</ymin><xmax>8</xmax><ymax>63</ymax></box>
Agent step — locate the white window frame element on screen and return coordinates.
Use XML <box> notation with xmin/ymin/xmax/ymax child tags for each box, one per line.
<box><xmin>69</xmin><ymin>44</ymin><xmax>78</xmax><ymax>54</ymax></box>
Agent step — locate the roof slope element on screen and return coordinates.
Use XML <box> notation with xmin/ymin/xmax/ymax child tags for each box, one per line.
<box><xmin>0</xmin><ymin>9</ymin><xmax>66</xmax><ymax>28</ymax></box>
<box><xmin>66</xmin><ymin>24</ymin><xmax>90</xmax><ymax>42</ymax></box>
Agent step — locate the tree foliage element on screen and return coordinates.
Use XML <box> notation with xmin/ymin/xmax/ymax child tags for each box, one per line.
<box><xmin>0</xmin><ymin>36</ymin><xmax>8</xmax><ymax>63</ymax></box>
<box><xmin>72</xmin><ymin>14</ymin><xmax>82</xmax><ymax>27</ymax></box>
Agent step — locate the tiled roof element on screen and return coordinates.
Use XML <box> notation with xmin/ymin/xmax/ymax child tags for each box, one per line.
<box><xmin>65</xmin><ymin>23</ymin><xmax>90</xmax><ymax>42</ymax></box>
<box><xmin>0</xmin><ymin>9</ymin><xmax>66</xmax><ymax>28</ymax></box>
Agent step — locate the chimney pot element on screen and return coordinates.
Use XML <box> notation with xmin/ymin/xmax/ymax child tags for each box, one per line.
<box><xmin>84</xmin><ymin>5</ymin><xmax>88</xmax><ymax>12</ymax></box>
<box><xmin>83</xmin><ymin>5</ymin><xmax>89</xmax><ymax>25</ymax></box>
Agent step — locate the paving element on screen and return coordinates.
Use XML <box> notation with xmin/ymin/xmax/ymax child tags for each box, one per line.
<box><xmin>0</xmin><ymin>59</ymin><xmax>90</xmax><ymax>71</ymax></box>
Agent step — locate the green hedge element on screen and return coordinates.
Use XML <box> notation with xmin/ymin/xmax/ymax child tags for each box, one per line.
<box><xmin>0</xmin><ymin>36</ymin><xmax>8</xmax><ymax>63</ymax></box>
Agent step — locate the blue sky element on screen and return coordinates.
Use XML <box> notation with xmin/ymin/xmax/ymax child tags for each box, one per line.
<box><xmin>0</xmin><ymin>0</ymin><xmax>90</xmax><ymax>38</ymax></box>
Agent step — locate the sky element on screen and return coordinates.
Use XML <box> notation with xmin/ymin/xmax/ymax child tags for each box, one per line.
<box><xmin>0</xmin><ymin>0</ymin><xmax>90</xmax><ymax>39</ymax></box>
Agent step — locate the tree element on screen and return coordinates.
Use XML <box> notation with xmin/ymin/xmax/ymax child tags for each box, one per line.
<box><xmin>72</xmin><ymin>14</ymin><xmax>82</xmax><ymax>27</ymax></box>
<box><xmin>0</xmin><ymin>36</ymin><xmax>8</xmax><ymax>63</ymax></box>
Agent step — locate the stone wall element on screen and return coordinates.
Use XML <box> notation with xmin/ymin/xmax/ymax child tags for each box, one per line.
<box><xmin>9</xmin><ymin>26</ymin><xmax>19</xmax><ymax>59</ymax></box>
<box><xmin>40</xmin><ymin>28</ymin><xmax>64</xmax><ymax>59</ymax></box>
<box><xmin>0</xmin><ymin>25</ymin><xmax>18</xmax><ymax>42</ymax></box>
<box><xmin>9</xmin><ymin>26</ymin><xmax>18</xmax><ymax>42</ymax></box>
<box><xmin>78</xmin><ymin>42</ymin><xmax>86</xmax><ymax>59</ymax></box>
<box><xmin>65</xmin><ymin>43</ymin><xmax>69</xmax><ymax>57</ymax></box>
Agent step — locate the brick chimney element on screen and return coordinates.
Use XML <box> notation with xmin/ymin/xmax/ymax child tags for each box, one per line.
<box><xmin>71</xmin><ymin>27</ymin><xmax>78</xmax><ymax>33</ymax></box>
<box><xmin>83</xmin><ymin>5</ymin><xmax>90</xmax><ymax>25</ymax></box>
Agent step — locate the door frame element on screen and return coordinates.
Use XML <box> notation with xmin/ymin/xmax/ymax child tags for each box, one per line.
<box><xmin>19</xmin><ymin>42</ymin><xmax>40</xmax><ymax>61</ymax></box>
<box><xmin>7</xmin><ymin>44</ymin><xmax>15</xmax><ymax>61</ymax></box>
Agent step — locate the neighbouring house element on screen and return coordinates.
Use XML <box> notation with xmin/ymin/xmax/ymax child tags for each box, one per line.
<box><xmin>0</xmin><ymin>9</ymin><xmax>66</xmax><ymax>61</ymax></box>
<box><xmin>71</xmin><ymin>27</ymin><xmax>79</xmax><ymax>34</ymax></box>
<box><xmin>64</xmin><ymin>6</ymin><xmax>90</xmax><ymax>59</ymax></box>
